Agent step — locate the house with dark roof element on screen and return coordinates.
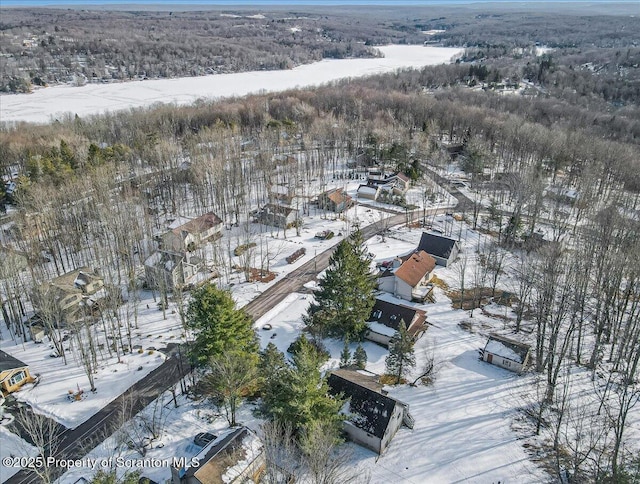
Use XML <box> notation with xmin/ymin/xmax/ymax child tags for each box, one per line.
<box><xmin>481</xmin><ymin>334</ymin><xmax>531</xmax><ymax>374</ymax></box>
<box><xmin>377</xmin><ymin>250</ymin><xmax>436</xmax><ymax>302</ymax></box>
<box><xmin>162</xmin><ymin>212</ymin><xmax>223</xmax><ymax>253</ymax></box>
<box><xmin>365</xmin><ymin>298</ymin><xmax>427</xmax><ymax>347</ymax></box>
<box><xmin>0</xmin><ymin>350</ymin><xmax>35</xmax><ymax>396</ymax></box>
<box><xmin>417</xmin><ymin>232</ymin><xmax>461</xmax><ymax>267</ymax></box>
<box><xmin>367</xmin><ymin>171</ymin><xmax>411</xmax><ymax>195</ymax></box>
<box><xmin>171</xmin><ymin>427</ymin><xmax>264</xmax><ymax>484</ymax></box>
<box><xmin>327</xmin><ymin>369</ymin><xmax>413</xmax><ymax>455</ymax></box>
<box><xmin>317</xmin><ymin>187</ymin><xmax>353</xmax><ymax>213</ymax></box>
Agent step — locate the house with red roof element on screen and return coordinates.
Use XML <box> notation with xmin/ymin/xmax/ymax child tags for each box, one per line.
<box><xmin>377</xmin><ymin>250</ymin><xmax>436</xmax><ymax>302</ymax></box>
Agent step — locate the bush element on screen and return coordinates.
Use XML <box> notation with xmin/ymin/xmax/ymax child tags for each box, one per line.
<box><xmin>234</xmin><ymin>242</ymin><xmax>257</xmax><ymax>256</ymax></box>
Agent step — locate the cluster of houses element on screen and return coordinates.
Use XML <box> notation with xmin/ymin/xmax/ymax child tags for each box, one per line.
<box><xmin>0</xmin><ymin>175</ymin><xmax>536</xmax><ymax>482</ymax></box>
<box><xmin>377</xmin><ymin>231</ymin><xmax>460</xmax><ymax>305</ymax></box>
<box><xmin>325</xmin><ymin>229</ymin><xmax>531</xmax><ymax>456</ymax></box>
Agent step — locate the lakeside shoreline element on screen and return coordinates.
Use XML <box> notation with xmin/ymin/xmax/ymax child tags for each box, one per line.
<box><xmin>0</xmin><ymin>45</ymin><xmax>462</xmax><ymax>124</ymax></box>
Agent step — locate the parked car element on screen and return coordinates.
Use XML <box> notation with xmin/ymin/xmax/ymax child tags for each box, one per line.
<box><xmin>194</xmin><ymin>432</ymin><xmax>216</xmax><ymax>448</ymax></box>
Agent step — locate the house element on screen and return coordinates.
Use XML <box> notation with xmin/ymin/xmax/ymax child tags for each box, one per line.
<box><xmin>417</xmin><ymin>232</ymin><xmax>461</xmax><ymax>267</ymax></box>
<box><xmin>50</xmin><ymin>267</ymin><xmax>104</xmax><ymax>296</ymax></box>
<box><xmin>358</xmin><ymin>172</ymin><xmax>411</xmax><ymax>202</ymax></box>
<box><xmin>0</xmin><ymin>350</ymin><xmax>35</xmax><ymax>396</ymax></box>
<box><xmin>481</xmin><ymin>333</ymin><xmax>531</xmax><ymax>374</ymax></box>
<box><xmin>257</xmin><ymin>203</ymin><xmax>298</xmax><ymax>228</ymax></box>
<box><xmin>144</xmin><ymin>251</ymin><xmax>200</xmax><ymax>291</ymax></box>
<box><xmin>317</xmin><ymin>187</ymin><xmax>352</xmax><ymax>213</ymax></box>
<box><xmin>365</xmin><ymin>297</ymin><xmax>427</xmax><ymax>347</ymax></box>
<box><xmin>171</xmin><ymin>427</ymin><xmax>264</xmax><ymax>484</ymax></box>
<box><xmin>366</xmin><ymin>171</ymin><xmax>411</xmax><ymax>195</ymax></box>
<box><xmin>163</xmin><ymin>212</ymin><xmax>223</xmax><ymax>253</ymax></box>
<box><xmin>377</xmin><ymin>250</ymin><xmax>436</xmax><ymax>302</ymax></box>
<box><xmin>545</xmin><ymin>185</ymin><xmax>580</xmax><ymax>205</ymax></box>
<box><xmin>40</xmin><ymin>267</ymin><xmax>105</xmax><ymax>319</ymax></box>
<box><xmin>327</xmin><ymin>369</ymin><xmax>413</xmax><ymax>454</ymax></box>
<box><xmin>269</xmin><ymin>184</ymin><xmax>294</xmax><ymax>206</ymax></box>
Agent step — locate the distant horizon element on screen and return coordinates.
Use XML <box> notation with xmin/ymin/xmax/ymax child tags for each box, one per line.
<box><xmin>3</xmin><ymin>0</ymin><xmax>639</xmax><ymax>6</ymax></box>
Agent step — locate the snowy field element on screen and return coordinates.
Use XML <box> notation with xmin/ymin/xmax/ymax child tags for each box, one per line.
<box><xmin>0</xmin><ymin>45</ymin><xmax>462</xmax><ymax>124</ymax></box>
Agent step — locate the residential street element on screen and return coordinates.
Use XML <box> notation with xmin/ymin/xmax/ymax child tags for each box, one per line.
<box><xmin>6</xmin><ymin>205</ymin><xmax>453</xmax><ymax>484</ymax></box>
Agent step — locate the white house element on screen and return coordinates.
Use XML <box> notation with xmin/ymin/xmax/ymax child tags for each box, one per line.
<box><xmin>481</xmin><ymin>333</ymin><xmax>531</xmax><ymax>374</ymax></box>
<box><xmin>377</xmin><ymin>250</ymin><xmax>436</xmax><ymax>302</ymax></box>
<box><xmin>327</xmin><ymin>369</ymin><xmax>413</xmax><ymax>455</ymax></box>
<box><xmin>357</xmin><ymin>184</ymin><xmax>380</xmax><ymax>200</ymax></box>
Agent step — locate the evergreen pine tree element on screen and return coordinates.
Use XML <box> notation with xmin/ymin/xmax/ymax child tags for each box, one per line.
<box><xmin>305</xmin><ymin>229</ymin><xmax>377</xmax><ymax>339</ymax></box>
<box><xmin>339</xmin><ymin>338</ymin><xmax>352</xmax><ymax>368</ymax></box>
<box><xmin>385</xmin><ymin>320</ymin><xmax>416</xmax><ymax>384</ymax></box>
<box><xmin>259</xmin><ymin>340</ymin><xmax>343</xmax><ymax>437</ymax></box>
<box><xmin>354</xmin><ymin>343</ymin><xmax>368</xmax><ymax>370</ymax></box>
<box><xmin>186</xmin><ymin>284</ymin><xmax>258</xmax><ymax>366</ymax></box>
<box><xmin>259</xmin><ymin>342</ymin><xmax>289</xmax><ymax>414</ymax></box>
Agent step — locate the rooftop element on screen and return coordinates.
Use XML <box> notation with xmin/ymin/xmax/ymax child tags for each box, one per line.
<box><xmin>417</xmin><ymin>232</ymin><xmax>459</xmax><ymax>260</ymax></box>
<box><xmin>0</xmin><ymin>350</ymin><xmax>29</xmax><ymax>373</ymax></box>
<box><xmin>328</xmin><ymin>369</ymin><xmax>403</xmax><ymax>439</ymax></box>
<box><xmin>484</xmin><ymin>334</ymin><xmax>530</xmax><ymax>364</ymax></box>
<box><xmin>394</xmin><ymin>250</ymin><xmax>436</xmax><ymax>287</ymax></box>
<box><xmin>368</xmin><ymin>298</ymin><xmax>427</xmax><ymax>336</ymax></box>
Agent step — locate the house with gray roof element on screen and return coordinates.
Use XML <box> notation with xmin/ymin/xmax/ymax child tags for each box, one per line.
<box><xmin>417</xmin><ymin>232</ymin><xmax>461</xmax><ymax>267</ymax></box>
<box><xmin>327</xmin><ymin>369</ymin><xmax>413</xmax><ymax>454</ymax></box>
<box><xmin>365</xmin><ymin>298</ymin><xmax>427</xmax><ymax>347</ymax></box>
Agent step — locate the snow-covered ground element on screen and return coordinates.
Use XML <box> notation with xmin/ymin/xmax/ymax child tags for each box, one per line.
<box><xmin>38</xmin><ymin>217</ymin><xmax>638</xmax><ymax>483</ymax></box>
<box><xmin>0</xmin><ymin>310</ymin><xmax>169</xmax><ymax>429</ymax></box>
<box><xmin>0</xmin><ymin>45</ymin><xmax>462</xmax><ymax>124</ymax></box>
<box><xmin>46</xmin><ymin>217</ymin><xmax>536</xmax><ymax>484</ymax></box>
<box><xmin>0</xmin><ymin>425</ymin><xmax>39</xmax><ymax>482</ymax></box>
<box><xmin>0</xmin><ymin>172</ymin><xmax>455</xmax><ymax>434</ymax></box>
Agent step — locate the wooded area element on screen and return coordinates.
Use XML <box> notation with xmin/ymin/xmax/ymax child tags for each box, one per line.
<box><xmin>1</xmin><ymin>4</ymin><xmax>640</xmax><ymax>482</ymax></box>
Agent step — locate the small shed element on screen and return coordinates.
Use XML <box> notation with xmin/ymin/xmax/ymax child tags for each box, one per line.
<box><xmin>481</xmin><ymin>334</ymin><xmax>530</xmax><ymax>374</ymax></box>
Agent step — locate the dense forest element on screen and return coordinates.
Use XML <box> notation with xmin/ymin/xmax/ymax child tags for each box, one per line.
<box><xmin>2</xmin><ymin>4</ymin><xmax>639</xmax><ymax>94</ymax></box>
<box><xmin>1</xmin><ymin>4</ymin><xmax>640</xmax><ymax>482</ymax></box>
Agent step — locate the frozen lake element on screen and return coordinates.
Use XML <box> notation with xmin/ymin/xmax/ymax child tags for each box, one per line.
<box><xmin>0</xmin><ymin>45</ymin><xmax>461</xmax><ymax>124</ymax></box>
